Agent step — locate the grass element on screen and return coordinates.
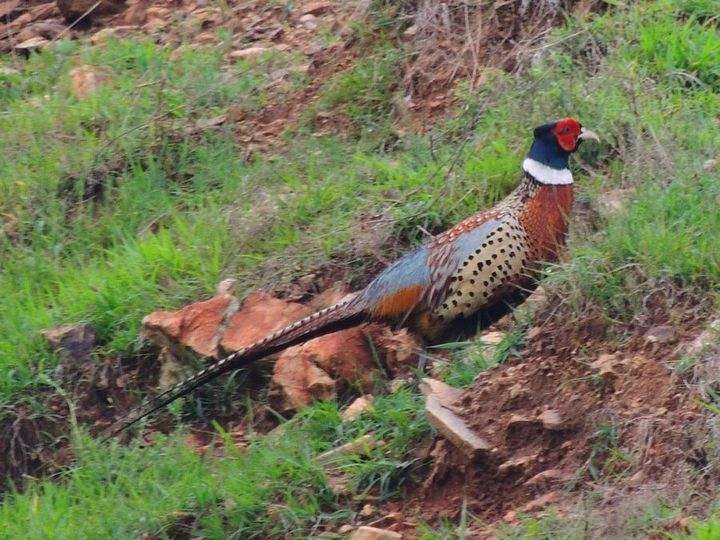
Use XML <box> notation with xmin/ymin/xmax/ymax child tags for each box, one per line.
<box><xmin>1</xmin><ymin>0</ymin><xmax>720</xmax><ymax>537</ymax></box>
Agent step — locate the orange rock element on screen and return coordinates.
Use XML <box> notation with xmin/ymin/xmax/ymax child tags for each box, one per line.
<box><xmin>270</xmin><ymin>353</ymin><xmax>336</xmax><ymax>412</ymax></box>
<box><xmin>520</xmin><ymin>490</ymin><xmax>561</xmax><ymax>513</ymax></box>
<box><xmin>269</xmin><ymin>325</ymin><xmax>379</xmax><ymax>412</ymax></box>
<box><xmin>69</xmin><ymin>65</ymin><xmax>109</xmax><ymax>99</ymax></box>
<box><xmin>142</xmin><ymin>293</ymin><xmax>236</xmax><ymax>359</ymax></box>
<box><xmin>220</xmin><ymin>291</ymin><xmax>312</xmax><ymax>352</ymax></box>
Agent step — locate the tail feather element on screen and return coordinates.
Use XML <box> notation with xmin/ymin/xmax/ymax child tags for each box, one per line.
<box><xmin>102</xmin><ymin>296</ymin><xmax>365</xmax><ymax>441</ymax></box>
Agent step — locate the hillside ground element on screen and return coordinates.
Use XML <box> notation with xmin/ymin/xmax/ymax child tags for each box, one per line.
<box><xmin>1</xmin><ymin>0</ymin><xmax>720</xmax><ymax>538</ymax></box>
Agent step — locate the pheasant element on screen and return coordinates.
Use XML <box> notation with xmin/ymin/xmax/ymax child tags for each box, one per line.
<box><xmin>105</xmin><ymin>117</ymin><xmax>598</xmax><ymax>439</ymax></box>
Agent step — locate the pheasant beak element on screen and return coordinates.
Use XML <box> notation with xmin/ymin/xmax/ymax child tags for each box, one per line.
<box><xmin>578</xmin><ymin>127</ymin><xmax>600</xmax><ymax>143</ymax></box>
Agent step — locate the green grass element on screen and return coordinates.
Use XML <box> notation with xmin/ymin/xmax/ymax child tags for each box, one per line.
<box><xmin>1</xmin><ymin>0</ymin><xmax>720</xmax><ymax>537</ymax></box>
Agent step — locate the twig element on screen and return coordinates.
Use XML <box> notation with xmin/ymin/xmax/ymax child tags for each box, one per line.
<box><xmin>52</xmin><ymin>0</ymin><xmax>103</xmax><ymax>43</ymax></box>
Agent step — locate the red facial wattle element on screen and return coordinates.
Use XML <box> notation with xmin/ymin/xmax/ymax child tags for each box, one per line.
<box><xmin>552</xmin><ymin>118</ymin><xmax>582</xmax><ymax>152</ymax></box>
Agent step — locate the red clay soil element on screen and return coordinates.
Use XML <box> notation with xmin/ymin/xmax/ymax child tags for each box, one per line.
<box><xmin>375</xmin><ymin>289</ymin><xmax>716</xmax><ymax>536</ymax></box>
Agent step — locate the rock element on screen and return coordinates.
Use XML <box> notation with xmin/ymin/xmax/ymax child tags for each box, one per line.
<box><xmin>14</xmin><ymin>36</ymin><xmax>48</xmax><ymax>53</ymax></box>
<box><xmin>271</xmin><ymin>354</ymin><xmax>336</xmax><ymax>412</ymax></box>
<box><xmin>388</xmin><ymin>378</ymin><xmax>410</xmax><ymax>392</ymax></box>
<box><xmin>591</xmin><ymin>353</ymin><xmax>622</xmax><ymax>384</ymax></box>
<box><xmin>0</xmin><ymin>0</ymin><xmax>21</xmax><ymax>19</ymax></box>
<box><xmin>339</xmin><ymin>524</ymin><xmax>355</xmax><ymax>534</ymax></box>
<box><xmin>269</xmin><ymin>325</ymin><xmax>379</xmax><ymax>412</ymax></box>
<box><xmin>596</xmin><ymin>188</ymin><xmax>631</xmax><ymax>217</ymax></box>
<box><xmin>41</xmin><ymin>323</ymin><xmax>97</xmax><ymax>363</ymax></box>
<box><xmin>57</xmin><ymin>0</ymin><xmax>126</xmax><ymax>21</ymax></box>
<box><xmin>359</xmin><ymin>503</ymin><xmax>375</xmax><ymax>517</ymax></box>
<box><xmin>215</xmin><ymin>278</ymin><xmax>237</xmax><ymax>295</ymax></box>
<box><xmin>524</xmin><ymin>469</ymin><xmax>571</xmax><ymax>487</ymax></box>
<box><xmin>498</xmin><ymin>454</ymin><xmax>536</xmax><ymax>474</ymax></box>
<box><xmin>302</xmin><ymin>1</ymin><xmax>334</xmax><ymax>16</ymax></box>
<box><xmin>123</xmin><ymin>0</ymin><xmax>147</xmax><ymax>25</ymax></box>
<box><xmin>89</xmin><ymin>25</ymin><xmax>137</xmax><ymax>45</ymax></box>
<box><xmin>373</xmin><ymin>327</ymin><xmax>421</xmax><ymax>375</ymax></box>
<box><xmin>228</xmin><ymin>46</ymin><xmax>268</xmax><ymax>61</ymax></box>
<box><xmin>142</xmin><ymin>293</ymin><xmax>237</xmax><ymax>359</ymax></box>
<box><xmin>195</xmin><ymin>114</ymin><xmax>227</xmax><ymax>130</ymax></box>
<box><xmin>480</xmin><ymin>331</ymin><xmax>505</xmax><ymax>346</ymax></box>
<box><xmin>157</xmin><ymin>347</ymin><xmax>190</xmax><ymax>390</ymax></box>
<box><xmin>703</xmin><ymin>158</ymin><xmax>718</xmax><ymax>171</ymax></box>
<box><xmin>681</xmin><ymin>318</ymin><xmax>720</xmax><ymax>357</ymax></box>
<box><xmin>220</xmin><ymin>291</ymin><xmax>312</xmax><ymax>352</ymax></box>
<box><xmin>69</xmin><ymin>65</ymin><xmax>108</xmax><ymax>99</ymax></box>
<box><xmin>538</xmin><ymin>409</ymin><xmax>570</xmax><ymax>431</ymax></box>
<box><xmin>299</xmin><ymin>13</ymin><xmax>317</xmax><ymax>29</ymax></box>
<box><xmin>425</xmin><ymin>394</ymin><xmax>491</xmax><ymax>459</ymax></box>
<box><xmin>520</xmin><ymin>490</ymin><xmax>561</xmax><ymax>513</ymax></box>
<box><xmin>645</xmin><ymin>325</ymin><xmax>676</xmax><ymax>345</ymax></box>
<box><xmin>403</xmin><ymin>24</ymin><xmax>418</xmax><ymax>37</ymax></box>
<box><xmin>420</xmin><ymin>378</ymin><xmax>464</xmax><ymax>408</ymax></box>
<box><xmin>507</xmin><ymin>413</ymin><xmax>539</xmax><ymax>429</ymax></box>
<box><xmin>342</xmin><ymin>395</ymin><xmax>374</xmax><ymax>421</ymax></box>
<box><xmin>350</xmin><ymin>526</ymin><xmax>401</xmax><ymax>540</ymax></box>
<box><xmin>317</xmin><ymin>434</ymin><xmax>382</xmax><ymax>464</ymax></box>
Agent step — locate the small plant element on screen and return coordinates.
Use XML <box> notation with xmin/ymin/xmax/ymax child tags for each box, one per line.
<box><xmin>583</xmin><ymin>423</ymin><xmax>633</xmax><ymax>480</ymax></box>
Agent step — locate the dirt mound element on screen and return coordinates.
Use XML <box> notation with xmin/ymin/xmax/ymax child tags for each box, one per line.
<box><xmin>390</xmin><ymin>289</ymin><xmax>717</xmax><ymax>533</ymax></box>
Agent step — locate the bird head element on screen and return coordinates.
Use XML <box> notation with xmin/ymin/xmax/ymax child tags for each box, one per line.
<box><xmin>523</xmin><ymin>118</ymin><xmax>599</xmax><ymax>184</ymax></box>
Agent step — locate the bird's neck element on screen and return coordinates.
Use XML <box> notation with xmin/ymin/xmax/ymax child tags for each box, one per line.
<box><xmin>509</xmin><ymin>160</ymin><xmax>575</xmax><ymax>261</ymax></box>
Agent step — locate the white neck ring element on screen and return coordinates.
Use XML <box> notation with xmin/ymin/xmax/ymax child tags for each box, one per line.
<box><xmin>522</xmin><ymin>158</ymin><xmax>573</xmax><ymax>185</ymax></box>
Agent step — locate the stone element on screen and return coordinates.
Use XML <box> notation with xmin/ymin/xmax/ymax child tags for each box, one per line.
<box><xmin>14</xmin><ymin>36</ymin><xmax>48</xmax><ymax>52</ymax></box>
<box><xmin>342</xmin><ymin>395</ymin><xmax>374</xmax><ymax>421</ymax></box>
<box><xmin>317</xmin><ymin>434</ymin><xmax>382</xmax><ymax>464</ymax></box>
<box><xmin>228</xmin><ymin>46</ymin><xmax>268</xmax><ymax>61</ymax></box>
<box><xmin>123</xmin><ymin>0</ymin><xmax>147</xmax><ymax>25</ymax></box>
<box><xmin>403</xmin><ymin>24</ymin><xmax>418</xmax><ymax>37</ymax></box>
<box><xmin>538</xmin><ymin>409</ymin><xmax>570</xmax><ymax>431</ymax></box>
<box><xmin>591</xmin><ymin>353</ymin><xmax>622</xmax><ymax>383</ymax></box>
<box><xmin>0</xmin><ymin>1</ymin><xmax>20</xmax><ymax>19</ymax></box>
<box><xmin>157</xmin><ymin>347</ymin><xmax>190</xmax><ymax>390</ymax></box>
<box><xmin>520</xmin><ymin>490</ymin><xmax>561</xmax><ymax>513</ymax></box>
<box><xmin>524</xmin><ymin>469</ymin><xmax>571</xmax><ymax>487</ymax></box>
<box><xmin>69</xmin><ymin>65</ymin><xmax>109</xmax><ymax>99</ymax></box>
<box><xmin>425</xmin><ymin>394</ymin><xmax>491</xmax><ymax>459</ymax></box>
<box><xmin>269</xmin><ymin>325</ymin><xmax>379</xmax><ymax>412</ymax></box>
<box><xmin>89</xmin><ymin>26</ymin><xmax>137</xmax><ymax>45</ymax></box>
<box><xmin>302</xmin><ymin>1</ymin><xmax>334</xmax><ymax>16</ymax></box>
<box><xmin>41</xmin><ymin>324</ymin><xmax>98</xmax><ymax>363</ymax></box>
<box><xmin>681</xmin><ymin>318</ymin><xmax>720</xmax><ymax>357</ymax></box>
<box><xmin>498</xmin><ymin>454</ymin><xmax>536</xmax><ymax>474</ymax></box>
<box><xmin>142</xmin><ymin>293</ymin><xmax>237</xmax><ymax>359</ymax></box>
<box><xmin>703</xmin><ymin>158</ymin><xmax>718</xmax><ymax>171</ymax></box>
<box><xmin>645</xmin><ymin>325</ymin><xmax>676</xmax><ymax>345</ymax></box>
<box><xmin>507</xmin><ymin>413</ymin><xmax>539</xmax><ymax>429</ymax></box>
<box><xmin>215</xmin><ymin>278</ymin><xmax>237</xmax><ymax>295</ymax></box>
<box><xmin>350</xmin><ymin>526</ymin><xmax>401</xmax><ymax>540</ymax></box>
<box><xmin>359</xmin><ymin>503</ymin><xmax>375</xmax><ymax>517</ymax></box>
<box><xmin>419</xmin><ymin>378</ymin><xmax>464</xmax><ymax>408</ymax></box>
<box><xmin>597</xmin><ymin>188</ymin><xmax>631</xmax><ymax>217</ymax></box>
<box><xmin>299</xmin><ymin>13</ymin><xmax>317</xmax><ymax>29</ymax></box>
<box><xmin>220</xmin><ymin>291</ymin><xmax>311</xmax><ymax>352</ymax></box>
<box><xmin>270</xmin><ymin>353</ymin><xmax>336</xmax><ymax>412</ymax></box>
<box><xmin>480</xmin><ymin>331</ymin><xmax>506</xmax><ymax>345</ymax></box>
<box><xmin>373</xmin><ymin>327</ymin><xmax>421</xmax><ymax>375</ymax></box>
<box><xmin>339</xmin><ymin>524</ymin><xmax>354</xmax><ymax>534</ymax></box>
<box><xmin>56</xmin><ymin>0</ymin><xmax>126</xmax><ymax>21</ymax></box>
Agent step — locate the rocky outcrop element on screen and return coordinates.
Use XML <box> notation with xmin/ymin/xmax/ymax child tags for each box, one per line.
<box><xmin>141</xmin><ymin>281</ymin><xmax>420</xmax><ymax>408</ymax></box>
<box><xmin>41</xmin><ymin>324</ymin><xmax>98</xmax><ymax>364</ymax></box>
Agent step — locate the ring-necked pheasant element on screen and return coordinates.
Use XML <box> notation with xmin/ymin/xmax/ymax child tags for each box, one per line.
<box><xmin>105</xmin><ymin>117</ymin><xmax>598</xmax><ymax>439</ymax></box>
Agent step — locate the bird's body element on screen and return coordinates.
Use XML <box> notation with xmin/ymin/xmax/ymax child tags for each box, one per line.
<box><xmin>105</xmin><ymin>118</ymin><xmax>598</xmax><ymax>439</ymax></box>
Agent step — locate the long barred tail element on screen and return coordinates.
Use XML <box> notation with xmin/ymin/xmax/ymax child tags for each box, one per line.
<box><xmin>102</xmin><ymin>296</ymin><xmax>365</xmax><ymax>441</ymax></box>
